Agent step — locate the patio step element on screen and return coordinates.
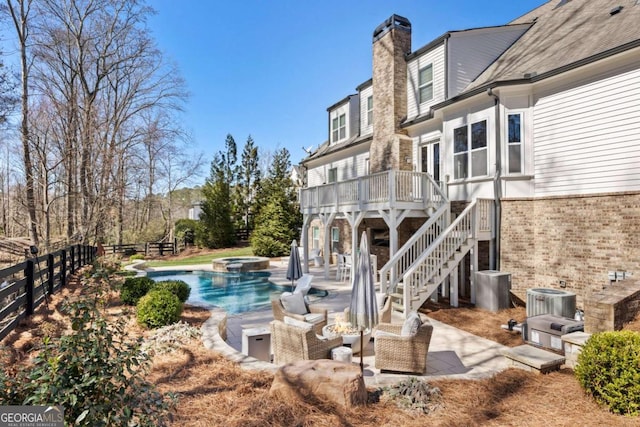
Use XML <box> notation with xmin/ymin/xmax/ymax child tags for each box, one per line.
<box><xmin>502</xmin><ymin>345</ymin><xmax>565</xmax><ymax>374</ymax></box>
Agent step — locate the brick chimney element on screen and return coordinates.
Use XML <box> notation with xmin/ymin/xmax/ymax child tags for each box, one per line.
<box><xmin>370</xmin><ymin>14</ymin><xmax>412</xmax><ymax>173</ymax></box>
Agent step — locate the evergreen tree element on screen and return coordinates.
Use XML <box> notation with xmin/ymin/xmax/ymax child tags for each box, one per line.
<box><xmin>199</xmin><ymin>135</ymin><xmax>238</xmax><ymax>248</ymax></box>
<box><xmin>235</xmin><ymin>135</ymin><xmax>261</xmax><ymax>232</ymax></box>
<box><xmin>251</xmin><ymin>148</ymin><xmax>301</xmax><ymax>256</ymax></box>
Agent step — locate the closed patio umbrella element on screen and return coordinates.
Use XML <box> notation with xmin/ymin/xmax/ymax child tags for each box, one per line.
<box><xmin>286</xmin><ymin>239</ymin><xmax>303</xmax><ymax>292</ymax></box>
<box><xmin>348</xmin><ymin>231</ymin><xmax>379</xmax><ymax>374</ymax></box>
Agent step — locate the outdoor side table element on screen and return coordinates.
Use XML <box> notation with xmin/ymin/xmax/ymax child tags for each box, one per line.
<box><xmin>331</xmin><ymin>346</ymin><xmax>353</xmax><ymax>363</ymax></box>
<box><xmin>242</xmin><ymin>327</ymin><xmax>271</xmax><ymax>362</ymax></box>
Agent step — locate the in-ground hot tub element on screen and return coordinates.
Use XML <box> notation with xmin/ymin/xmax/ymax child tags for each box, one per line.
<box><xmin>212</xmin><ymin>256</ymin><xmax>270</xmax><ymax>272</ymax></box>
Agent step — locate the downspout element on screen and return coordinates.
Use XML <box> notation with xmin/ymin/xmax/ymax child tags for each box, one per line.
<box><xmin>488</xmin><ymin>88</ymin><xmax>501</xmax><ymax>270</ymax></box>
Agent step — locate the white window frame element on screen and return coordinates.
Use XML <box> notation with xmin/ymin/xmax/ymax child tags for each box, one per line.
<box><xmin>328</xmin><ymin>167</ymin><xmax>337</xmax><ymax>183</ymax></box>
<box><xmin>331</xmin><ymin>227</ymin><xmax>339</xmax><ymax>253</ymax></box>
<box><xmin>418</xmin><ymin>64</ymin><xmax>434</xmax><ymax>104</ymax></box>
<box><xmin>332</xmin><ymin>113</ymin><xmax>346</xmax><ymax>143</ymax></box>
<box><xmin>366</xmin><ymin>96</ymin><xmax>373</xmax><ymax>126</ymax></box>
<box><xmin>312</xmin><ymin>226</ymin><xmax>320</xmax><ymax>250</ymax></box>
<box><xmin>453</xmin><ymin>119</ymin><xmax>488</xmax><ymax>180</ymax></box>
<box><xmin>507</xmin><ymin>112</ymin><xmax>524</xmax><ymax>174</ymax></box>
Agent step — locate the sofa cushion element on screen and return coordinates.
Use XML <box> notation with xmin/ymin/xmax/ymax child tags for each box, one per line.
<box><xmin>401</xmin><ymin>311</ymin><xmax>422</xmax><ymax>337</ymax></box>
<box><xmin>374</xmin><ymin>329</ymin><xmax>398</xmax><ymax>339</ymax></box>
<box><xmin>283</xmin><ymin>316</ymin><xmax>313</xmax><ymax>331</ymax></box>
<box><xmin>281</xmin><ymin>292</ymin><xmax>308</xmax><ymax>315</ymax></box>
<box><xmin>303</xmin><ymin>312</ymin><xmax>325</xmax><ymax>324</ymax></box>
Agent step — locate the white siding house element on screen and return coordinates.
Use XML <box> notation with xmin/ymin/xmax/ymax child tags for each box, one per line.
<box><xmin>407</xmin><ymin>43</ymin><xmax>446</xmax><ymax>120</ymax></box>
<box><xmin>299</xmin><ymin>1</ymin><xmax>640</xmax><ymax>314</ymax></box>
<box><xmin>533</xmin><ymin>66</ymin><xmax>640</xmax><ymax>197</ymax></box>
<box><xmin>446</xmin><ymin>25</ymin><xmax>531</xmax><ymax>97</ymax></box>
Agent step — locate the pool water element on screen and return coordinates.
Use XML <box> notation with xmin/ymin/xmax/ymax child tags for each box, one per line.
<box><xmin>147</xmin><ymin>270</ymin><xmax>325</xmax><ymax>314</ymax></box>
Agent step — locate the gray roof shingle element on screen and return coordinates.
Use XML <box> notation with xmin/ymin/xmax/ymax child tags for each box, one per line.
<box><xmin>467</xmin><ymin>0</ymin><xmax>640</xmax><ymax>90</ymax></box>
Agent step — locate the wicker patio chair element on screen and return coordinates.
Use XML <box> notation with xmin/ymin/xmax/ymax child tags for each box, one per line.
<box><xmin>271</xmin><ymin>294</ymin><xmax>328</xmax><ymax>334</ymax></box>
<box><xmin>343</xmin><ymin>292</ymin><xmax>392</xmax><ymax>324</ymax></box>
<box><xmin>270</xmin><ymin>319</ymin><xmax>342</xmax><ymax>364</ymax></box>
<box><xmin>374</xmin><ymin>318</ymin><xmax>434</xmax><ymax>374</ymax></box>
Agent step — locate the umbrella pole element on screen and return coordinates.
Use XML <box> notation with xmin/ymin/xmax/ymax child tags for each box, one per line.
<box><xmin>360</xmin><ymin>329</ymin><xmax>364</xmax><ymax>374</ymax></box>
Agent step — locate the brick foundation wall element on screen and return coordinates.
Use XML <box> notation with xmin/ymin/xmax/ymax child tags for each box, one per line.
<box><xmin>501</xmin><ymin>193</ymin><xmax>640</xmax><ymax>307</ymax></box>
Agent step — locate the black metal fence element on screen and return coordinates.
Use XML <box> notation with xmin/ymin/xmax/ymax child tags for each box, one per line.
<box><xmin>0</xmin><ymin>244</ymin><xmax>96</xmax><ymax>342</ymax></box>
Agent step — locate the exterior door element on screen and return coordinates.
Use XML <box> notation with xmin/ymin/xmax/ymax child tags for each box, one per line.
<box><xmin>420</xmin><ymin>139</ymin><xmax>440</xmax><ymax>183</ymax></box>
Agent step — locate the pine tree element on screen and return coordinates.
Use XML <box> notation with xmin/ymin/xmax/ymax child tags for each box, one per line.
<box><xmin>251</xmin><ymin>148</ymin><xmax>301</xmax><ymax>256</ymax></box>
<box><xmin>235</xmin><ymin>135</ymin><xmax>261</xmax><ymax>232</ymax></box>
<box><xmin>199</xmin><ymin>135</ymin><xmax>237</xmax><ymax>248</ymax></box>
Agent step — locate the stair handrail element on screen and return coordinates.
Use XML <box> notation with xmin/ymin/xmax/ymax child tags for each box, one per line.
<box><xmin>401</xmin><ymin>200</ymin><xmax>477</xmax><ymax>310</ymax></box>
<box><xmin>379</xmin><ymin>202</ymin><xmax>449</xmax><ymax>295</ymax></box>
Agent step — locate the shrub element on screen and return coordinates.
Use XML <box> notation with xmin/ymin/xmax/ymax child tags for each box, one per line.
<box><xmin>175</xmin><ymin>219</ymin><xmax>199</xmax><ymax>245</ymax></box>
<box><xmin>0</xmin><ymin>299</ymin><xmax>174</xmax><ymax>426</ymax></box>
<box><xmin>130</xmin><ymin>253</ymin><xmax>145</xmax><ymax>261</ymax></box>
<box><xmin>251</xmin><ymin>234</ymin><xmax>289</xmax><ymax>258</ymax></box>
<box><xmin>381</xmin><ymin>377</ymin><xmax>443</xmax><ymax>414</ymax></box>
<box><xmin>151</xmin><ymin>280</ymin><xmax>191</xmax><ymax>303</ymax></box>
<box><xmin>574</xmin><ymin>330</ymin><xmax>640</xmax><ymax>415</ymax></box>
<box><xmin>136</xmin><ymin>289</ymin><xmax>183</xmax><ymax>329</ymax></box>
<box><xmin>120</xmin><ymin>276</ymin><xmax>155</xmax><ymax>305</ymax></box>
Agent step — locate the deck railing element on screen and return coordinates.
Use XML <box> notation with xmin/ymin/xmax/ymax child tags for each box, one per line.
<box><xmin>300</xmin><ymin>170</ymin><xmax>446</xmax><ymax>212</ymax></box>
<box><xmin>400</xmin><ymin>201</ymin><xmax>477</xmax><ymax>310</ymax></box>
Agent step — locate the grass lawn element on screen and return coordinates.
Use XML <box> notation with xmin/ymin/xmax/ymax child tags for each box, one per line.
<box><xmin>143</xmin><ymin>246</ymin><xmax>254</xmax><ymax>267</ymax></box>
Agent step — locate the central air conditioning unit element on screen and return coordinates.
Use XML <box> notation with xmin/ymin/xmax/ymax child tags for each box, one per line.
<box><xmin>475</xmin><ymin>270</ymin><xmax>511</xmax><ymax>312</ymax></box>
<box><xmin>526</xmin><ymin>288</ymin><xmax>576</xmax><ymax>319</ymax></box>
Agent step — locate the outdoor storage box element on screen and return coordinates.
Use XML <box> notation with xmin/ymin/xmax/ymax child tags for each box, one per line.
<box><xmin>242</xmin><ymin>327</ymin><xmax>271</xmax><ymax>362</ymax></box>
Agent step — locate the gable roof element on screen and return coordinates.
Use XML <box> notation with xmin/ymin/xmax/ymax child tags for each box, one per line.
<box><xmin>467</xmin><ymin>0</ymin><xmax>640</xmax><ymax>90</ymax></box>
<box><xmin>302</xmin><ymin>133</ymin><xmax>372</xmax><ymax>164</ymax></box>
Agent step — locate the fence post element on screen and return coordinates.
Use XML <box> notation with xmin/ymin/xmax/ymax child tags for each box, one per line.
<box><xmin>25</xmin><ymin>260</ymin><xmax>34</xmax><ymax>315</ymax></box>
<box><xmin>60</xmin><ymin>249</ymin><xmax>67</xmax><ymax>287</ymax></box>
<box><xmin>159</xmin><ymin>243</ymin><xmax>164</xmax><ymax>256</ymax></box>
<box><xmin>70</xmin><ymin>245</ymin><xmax>76</xmax><ymax>273</ymax></box>
<box><xmin>47</xmin><ymin>253</ymin><xmax>55</xmax><ymax>295</ymax></box>
<box><xmin>174</xmin><ymin>238</ymin><xmax>177</xmax><ymax>255</ymax></box>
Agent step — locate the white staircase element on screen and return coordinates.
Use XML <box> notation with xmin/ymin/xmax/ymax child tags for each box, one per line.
<box><xmin>380</xmin><ymin>201</ymin><xmax>479</xmax><ymax>317</ymax></box>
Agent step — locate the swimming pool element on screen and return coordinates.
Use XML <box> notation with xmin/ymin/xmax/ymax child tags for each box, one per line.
<box><xmin>147</xmin><ymin>270</ymin><xmax>326</xmax><ymax>314</ymax></box>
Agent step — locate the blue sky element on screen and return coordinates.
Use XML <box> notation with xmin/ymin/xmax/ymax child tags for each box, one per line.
<box><xmin>148</xmin><ymin>0</ymin><xmax>545</xmax><ymax>170</ymax></box>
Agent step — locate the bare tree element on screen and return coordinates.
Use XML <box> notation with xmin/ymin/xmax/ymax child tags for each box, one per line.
<box><xmin>6</xmin><ymin>0</ymin><xmax>38</xmax><ymax>245</ymax></box>
<box><xmin>31</xmin><ymin>0</ymin><xmax>187</xmax><ymax>245</ymax></box>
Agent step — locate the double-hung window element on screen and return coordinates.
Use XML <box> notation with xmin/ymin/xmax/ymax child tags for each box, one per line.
<box><xmin>453</xmin><ymin>120</ymin><xmax>488</xmax><ymax>179</ymax></box>
<box><xmin>312</xmin><ymin>226</ymin><xmax>320</xmax><ymax>250</ymax></box>
<box><xmin>328</xmin><ymin>167</ymin><xmax>337</xmax><ymax>183</ymax></box>
<box><xmin>332</xmin><ymin>114</ymin><xmax>346</xmax><ymax>142</ymax></box>
<box><xmin>418</xmin><ymin>64</ymin><xmax>433</xmax><ymax>104</ymax></box>
<box><xmin>507</xmin><ymin>113</ymin><xmax>523</xmax><ymax>174</ymax></box>
<box><xmin>366</xmin><ymin>96</ymin><xmax>373</xmax><ymax>126</ymax></box>
<box><xmin>331</xmin><ymin>227</ymin><xmax>339</xmax><ymax>253</ymax></box>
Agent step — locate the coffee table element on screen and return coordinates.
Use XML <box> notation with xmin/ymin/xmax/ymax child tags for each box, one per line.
<box><xmin>322</xmin><ymin>324</ymin><xmax>371</xmax><ymax>354</ymax></box>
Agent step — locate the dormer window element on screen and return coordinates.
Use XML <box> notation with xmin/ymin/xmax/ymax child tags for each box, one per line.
<box><xmin>332</xmin><ymin>114</ymin><xmax>346</xmax><ymax>142</ymax></box>
<box><xmin>419</xmin><ymin>64</ymin><xmax>433</xmax><ymax>104</ymax></box>
<box><xmin>366</xmin><ymin>96</ymin><xmax>373</xmax><ymax>126</ymax></box>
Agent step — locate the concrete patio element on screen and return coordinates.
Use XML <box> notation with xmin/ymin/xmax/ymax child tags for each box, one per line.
<box><xmin>146</xmin><ymin>259</ymin><xmax>510</xmax><ymax>387</ymax></box>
